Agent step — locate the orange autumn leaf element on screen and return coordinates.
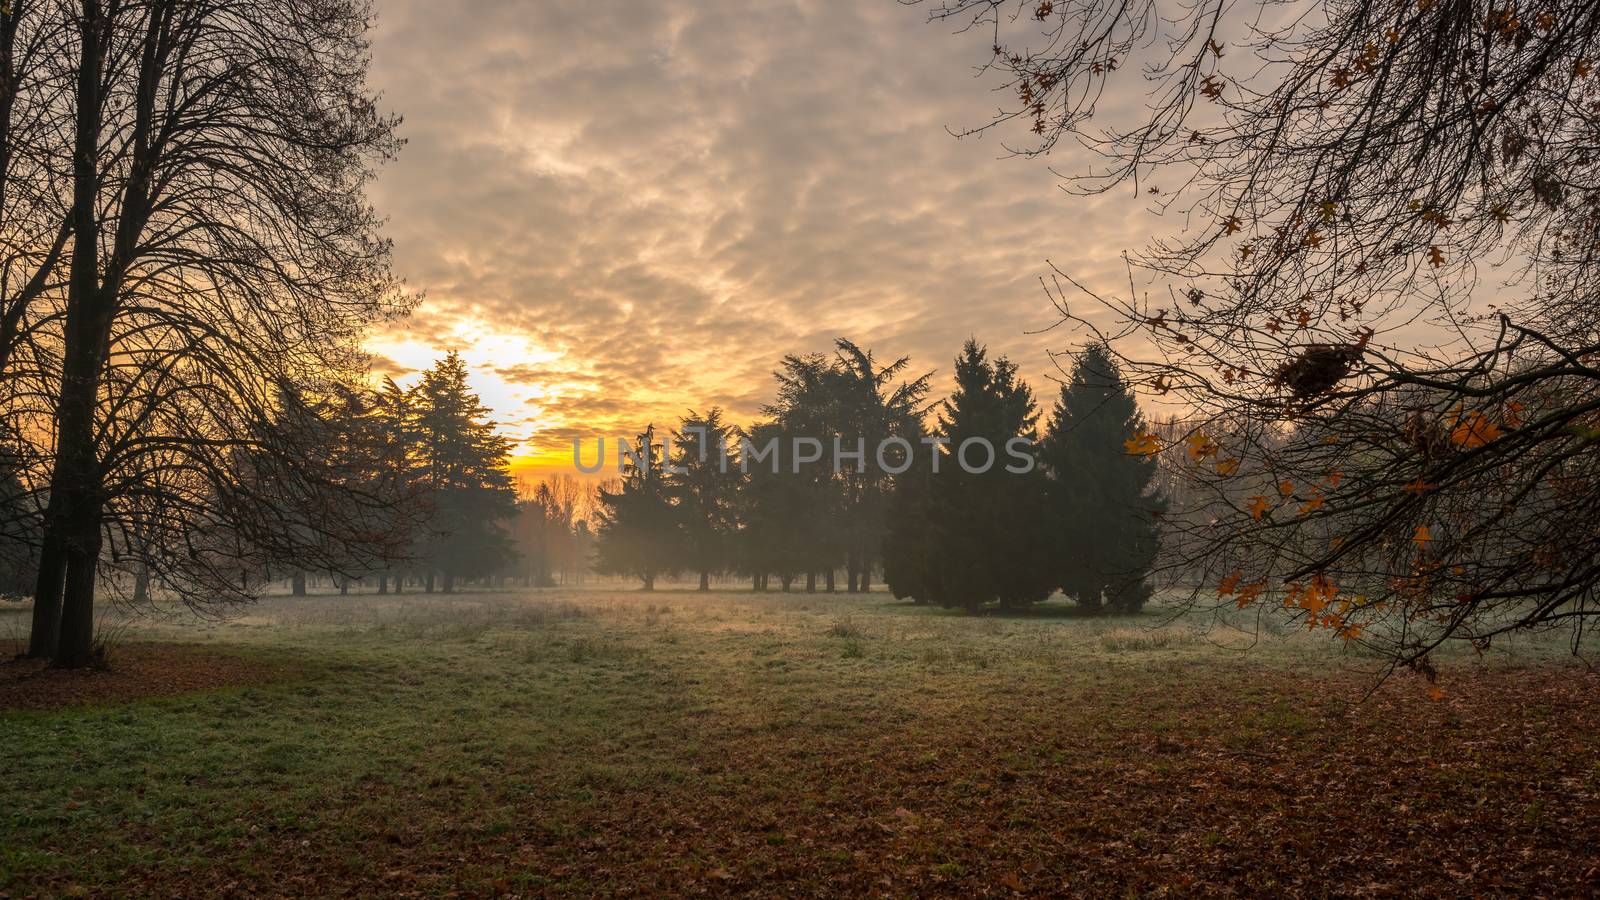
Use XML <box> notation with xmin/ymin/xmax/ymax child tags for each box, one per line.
<box><xmin>1449</xmin><ymin>410</ymin><xmax>1501</xmax><ymax>448</ymax></box>
<box><xmin>1403</xmin><ymin>478</ymin><xmax>1435</xmax><ymax>495</ymax></box>
<box><xmin>1215</xmin><ymin>457</ymin><xmax>1241</xmax><ymax>476</ymax></box>
<box><xmin>1217</xmin><ymin>569</ymin><xmax>1244</xmax><ymax>597</ymax></box>
<box><xmin>1300</xmin><ymin>493</ymin><xmax>1325</xmax><ymax>515</ymax></box>
<box><xmin>1413</xmin><ymin>525</ymin><xmax>1433</xmax><ymax>547</ymax></box>
<box><xmin>1123</xmin><ymin>431</ymin><xmax>1162</xmax><ymax>456</ymax></box>
<box><xmin>1235</xmin><ymin>581</ymin><xmax>1266</xmax><ymax>608</ymax></box>
<box><xmin>1248</xmin><ymin>495</ymin><xmax>1272</xmax><ymax>521</ymax></box>
<box><xmin>1224</xmin><ymin>216</ymin><xmax>1242</xmax><ymax>235</ymax></box>
<box><xmin>1186</xmin><ymin>431</ymin><xmax>1219</xmax><ymax>461</ymax></box>
<box><xmin>1428</xmin><ymin>245</ymin><xmax>1445</xmax><ymax>267</ymax></box>
<box><xmin>1277</xmin><ymin>480</ymin><xmax>1296</xmax><ymax>497</ymax></box>
<box><xmin>1324</xmin><ymin>468</ymin><xmax>1343</xmax><ymax>487</ymax></box>
<box><xmin>1428</xmin><ymin>685</ymin><xmax>1444</xmax><ymax>702</ymax></box>
<box><xmin>1287</xmin><ymin>573</ymin><xmax>1338</xmax><ymax>616</ymax></box>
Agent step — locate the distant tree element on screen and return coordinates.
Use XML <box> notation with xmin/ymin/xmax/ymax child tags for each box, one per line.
<box><xmin>371</xmin><ymin>377</ymin><xmax>421</xmax><ymax>594</ymax></box>
<box><xmin>881</xmin><ymin>456</ymin><xmax>936</xmax><ymax>605</ymax></box>
<box><xmin>510</xmin><ymin>475</ymin><xmax>583</xmax><ymax>587</ymax></box>
<box><xmin>735</xmin><ymin>420</ymin><xmax>818</xmax><ymax>592</ymax></box>
<box><xmin>828</xmin><ymin>340</ymin><xmax>932</xmax><ymax>592</ymax></box>
<box><xmin>668</xmin><ymin>409</ymin><xmax>742</xmax><ymax>591</ymax></box>
<box><xmin>759</xmin><ymin>341</ymin><xmax>931</xmax><ymax>592</ymax></box>
<box><xmin>218</xmin><ymin>379</ymin><xmax>415</xmax><ymax>600</ymax></box>
<box><xmin>570</xmin><ymin>518</ymin><xmax>596</xmax><ymax>585</ymax></box>
<box><xmin>410</xmin><ymin>353</ymin><xmax>517</xmax><ymax>592</ymax></box>
<box><xmin>0</xmin><ymin>447</ymin><xmax>38</xmax><ymax>597</ymax></box>
<box><xmin>890</xmin><ymin>340</ymin><xmax>1053</xmax><ymax>611</ymax></box>
<box><xmin>765</xmin><ymin>354</ymin><xmax>849</xmax><ymax>589</ymax></box>
<box><xmin>595</xmin><ymin>426</ymin><xmax>682</xmax><ymax>591</ymax></box>
<box><xmin>1039</xmin><ymin>345</ymin><xmax>1165</xmax><ymax>614</ymax></box>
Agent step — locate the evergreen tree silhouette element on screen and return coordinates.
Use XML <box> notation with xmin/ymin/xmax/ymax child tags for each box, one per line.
<box><xmin>1039</xmin><ymin>345</ymin><xmax>1165</xmax><ymax>614</ymax></box>
<box><xmin>595</xmin><ymin>425</ymin><xmax>683</xmax><ymax>591</ymax></box>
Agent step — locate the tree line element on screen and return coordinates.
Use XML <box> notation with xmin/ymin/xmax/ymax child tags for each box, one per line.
<box><xmin>593</xmin><ymin>338</ymin><xmax>1164</xmax><ymax>613</ymax></box>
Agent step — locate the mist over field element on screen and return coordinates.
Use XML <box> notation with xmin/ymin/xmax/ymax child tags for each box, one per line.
<box><xmin>6</xmin><ymin>0</ymin><xmax>1600</xmax><ymax>895</ymax></box>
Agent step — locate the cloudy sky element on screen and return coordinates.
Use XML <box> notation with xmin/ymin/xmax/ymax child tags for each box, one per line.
<box><xmin>363</xmin><ymin>0</ymin><xmax>1159</xmax><ymax>473</ymax></box>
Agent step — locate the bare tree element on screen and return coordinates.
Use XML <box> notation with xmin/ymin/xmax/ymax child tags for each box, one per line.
<box><xmin>21</xmin><ymin>0</ymin><xmax>410</xmax><ymax>665</ymax></box>
<box><xmin>916</xmin><ymin>0</ymin><xmax>1600</xmax><ymax>668</ymax></box>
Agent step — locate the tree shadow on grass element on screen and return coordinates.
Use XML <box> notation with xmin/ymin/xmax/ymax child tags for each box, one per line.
<box><xmin>876</xmin><ymin>597</ymin><xmax>1157</xmax><ymax>621</ymax></box>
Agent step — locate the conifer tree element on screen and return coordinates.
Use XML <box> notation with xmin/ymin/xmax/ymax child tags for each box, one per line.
<box><xmin>735</xmin><ymin>420</ymin><xmax>819</xmax><ymax>591</ymax></box>
<box><xmin>595</xmin><ymin>425</ymin><xmax>682</xmax><ymax>590</ymax></box>
<box><xmin>829</xmin><ymin>340</ymin><xmax>931</xmax><ymax>592</ymax></box>
<box><xmin>1038</xmin><ymin>345</ymin><xmax>1164</xmax><ymax>614</ymax></box>
<box><xmin>0</xmin><ymin>451</ymin><xmax>37</xmax><ymax>597</ymax></box>
<box><xmin>667</xmin><ymin>409</ymin><xmax>742</xmax><ymax>591</ymax></box>
<box><xmin>371</xmin><ymin>376</ymin><xmax>420</xmax><ymax>593</ymax></box>
<box><xmin>888</xmin><ymin>340</ymin><xmax>1052</xmax><ymax>611</ymax></box>
<box><xmin>410</xmin><ymin>353</ymin><xmax>517</xmax><ymax>592</ymax></box>
<box><xmin>881</xmin><ymin>453</ymin><xmax>936</xmax><ymax>605</ymax></box>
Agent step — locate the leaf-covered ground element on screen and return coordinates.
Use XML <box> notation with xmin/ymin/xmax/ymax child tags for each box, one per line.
<box><xmin>0</xmin><ymin>642</ymin><xmax>284</xmax><ymax>712</ymax></box>
<box><xmin>2</xmin><ymin>590</ymin><xmax>1597</xmax><ymax>897</ymax></box>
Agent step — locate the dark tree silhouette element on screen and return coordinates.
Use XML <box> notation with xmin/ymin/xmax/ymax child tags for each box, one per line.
<box><xmin>1039</xmin><ymin>345</ymin><xmax>1164</xmax><ymax>614</ymax></box>
<box><xmin>595</xmin><ymin>426</ymin><xmax>682</xmax><ymax>591</ymax></box>
<box><xmin>764</xmin><ymin>353</ymin><xmax>850</xmax><ymax>589</ymax></box>
<box><xmin>735</xmin><ymin>420</ymin><xmax>820</xmax><ymax>592</ymax></box>
<box><xmin>22</xmin><ymin>0</ymin><xmax>409</xmax><ymax>665</ymax></box>
<box><xmin>886</xmin><ymin>339</ymin><xmax>1053</xmax><ymax>611</ymax></box>
<box><xmin>409</xmin><ymin>353</ymin><xmax>516</xmax><ymax>593</ymax></box>
<box><xmin>0</xmin><ymin>446</ymin><xmax>39</xmax><ymax>596</ymax></box>
<box><xmin>828</xmin><ymin>340</ymin><xmax>932</xmax><ymax>592</ymax></box>
<box><xmin>758</xmin><ymin>340</ymin><xmax>931</xmax><ymax>592</ymax></box>
<box><xmin>881</xmin><ymin>455</ymin><xmax>937</xmax><ymax>605</ymax></box>
<box><xmin>667</xmin><ymin>409</ymin><xmax>742</xmax><ymax>591</ymax></box>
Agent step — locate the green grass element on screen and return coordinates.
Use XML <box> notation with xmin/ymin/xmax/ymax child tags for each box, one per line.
<box><xmin>2</xmin><ymin>588</ymin><xmax>1598</xmax><ymax>896</ymax></box>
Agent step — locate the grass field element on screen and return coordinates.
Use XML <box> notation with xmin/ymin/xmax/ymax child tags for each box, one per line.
<box><xmin>3</xmin><ymin>588</ymin><xmax>1599</xmax><ymax>896</ymax></box>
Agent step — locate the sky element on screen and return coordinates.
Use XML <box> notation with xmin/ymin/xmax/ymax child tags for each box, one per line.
<box><xmin>362</xmin><ymin>0</ymin><xmax>1160</xmax><ymax>475</ymax></box>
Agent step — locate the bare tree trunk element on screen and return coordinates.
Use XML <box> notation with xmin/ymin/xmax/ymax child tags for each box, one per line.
<box><xmin>424</xmin><ymin>573</ymin><xmax>435</xmax><ymax>593</ymax></box>
<box><xmin>826</xmin><ymin>569</ymin><xmax>835</xmax><ymax>593</ymax></box>
<box><xmin>291</xmin><ymin>572</ymin><xmax>306</xmax><ymax>596</ymax></box>
<box><xmin>440</xmin><ymin>572</ymin><xmax>454</xmax><ymax>594</ymax></box>
<box><xmin>26</xmin><ymin>520</ymin><xmax>65</xmax><ymax>658</ymax></box>
<box><xmin>377</xmin><ymin>574</ymin><xmax>388</xmax><ymax>595</ymax></box>
<box><xmin>698</xmin><ymin>570</ymin><xmax>709</xmax><ymax>592</ymax></box>
<box><xmin>54</xmin><ymin>516</ymin><xmax>102</xmax><ymax>668</ymax></box>
<box><xmin>805</xmin><ymin>571</ymin><xmax>816</xmax><ymax>593</ymax></box>
<box><xmin>642</xmin><ymin>572</ymin><xmax>655</xmax><ymax>591</ymax></box>
<box><xmin>133</xmin><ymin>564</ymin><xmax>151</xmax><ymax>604</ymax></box>
<box><xmin>29</xmin><ymin>4</ymin><xmax>110</xmax><ymax>666</ymax></box>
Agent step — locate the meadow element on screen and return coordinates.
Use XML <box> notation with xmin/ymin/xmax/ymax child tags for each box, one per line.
<box><xmin>3</xmin><ymin>587</ymin><xmax>1598</xmax><ymax>896</ymax></box>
